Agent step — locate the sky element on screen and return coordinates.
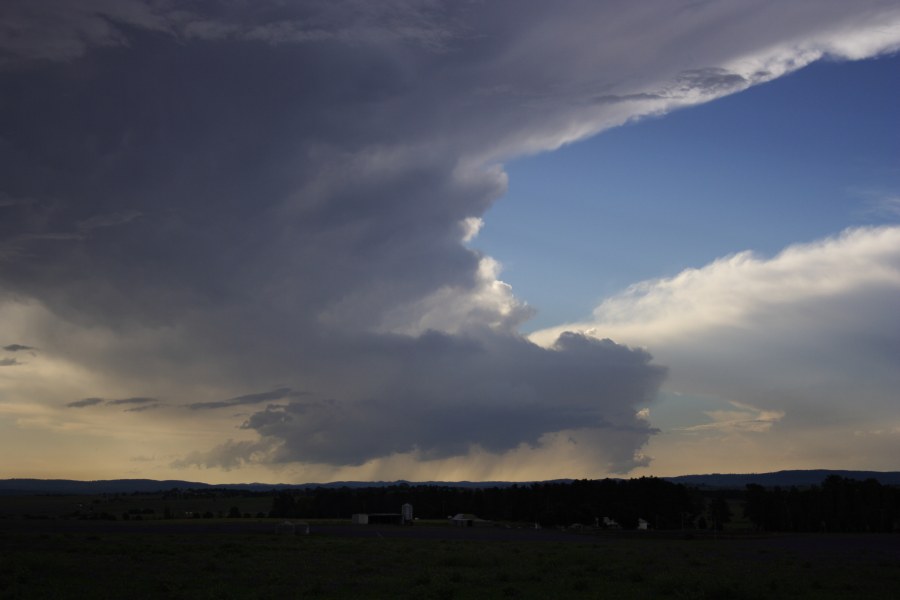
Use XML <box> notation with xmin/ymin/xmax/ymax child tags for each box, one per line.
<box><xmin>1</xmin><ymin>1</ymin><xmax>899</xmax><ymax>484</ymax></box>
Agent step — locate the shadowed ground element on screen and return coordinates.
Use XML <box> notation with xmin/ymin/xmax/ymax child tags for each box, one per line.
<box><xmin>2</xmin><ymin>519</ymin><xmax>899</xmax><ymax>598</ymax></box>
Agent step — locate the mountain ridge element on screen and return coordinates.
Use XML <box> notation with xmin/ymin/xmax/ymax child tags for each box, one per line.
<box><xmin>664</xmin><ymin>469</ymin><xmax>900</xmax><ymax>488</ymax></box>
<box><xmin>1</xmin><ymin>470</ymin><xmax>898</xmax><ymax>494</ymax></box>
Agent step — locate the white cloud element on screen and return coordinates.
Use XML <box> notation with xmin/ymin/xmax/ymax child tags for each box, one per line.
<box><xmin>535</xmin><ymin>226</ymin><xmax>900</xmax><ymax>472</ymax></box>
<box><xmin>460</xmin><ymin>217</ymin><xmax>484</xmax><ymax>243</ymax></box>
<box><xmin>375</xmin><ymin>256</ymin><xmax>532</xmax><ymax>336</ymax></box>
<box><xmin>534</xmin><ymin>226</ymin><xmax>900</xmax><ymax>347</ymax></box>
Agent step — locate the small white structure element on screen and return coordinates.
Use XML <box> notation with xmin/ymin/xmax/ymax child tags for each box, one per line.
<box><xmin>602</xmin><ymin>517</ymin><xmax>620</xmax><ymax>529</ymax></box>
<box><xmin>351</xmin><ymin>513</ymin><xmax>369</xmax><ymax>525</ymax></box>
<box><xmin>450</xmin><ymin>513</ymin><xmax>491</xmax><ymax>527</ymax></box>
<box><xmin>637</xmin><ymin>518</ymin><xmax>649</xmax><ymax>531</ymax></box>
<box><xmin>401</xmin><ymin>503</ymin><xmax>413</xmax><ymax>525</ymax></box>
<box><xmin>277</xmin><ymin>521</ymin><xmax>310</xmax><ymax>535</ymax></box>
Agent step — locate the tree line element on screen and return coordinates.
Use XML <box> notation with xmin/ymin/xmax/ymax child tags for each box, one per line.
<box><xmin>56</xmin><ymin>475</ymin><xmax>898</xmax><ymax>532</ymax></box>
<box><xmin>269</xmin><ymin>475</ymin><xmax>900</xmax><ymax>532</ymax></box>
<box><xmin>270</xmin><ymin>477</ymin><xmax>702</xmax><ymax>529</ymax></box>
<box><xmin>744</xmin><ymin>475</ymin><xmax>900</xmax><ymax>532</ymax></box>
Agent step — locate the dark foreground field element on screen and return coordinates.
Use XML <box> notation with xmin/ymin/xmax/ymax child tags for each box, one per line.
<box><xmin>2</xmin><ymin>520</ymin><xmax>899</xmax><ymax>599</ymax></box>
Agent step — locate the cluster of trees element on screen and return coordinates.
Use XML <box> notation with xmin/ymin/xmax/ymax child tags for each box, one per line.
<box><xmin>744</xmin><ymin>476</ymin><xmax>900</xmax><ymax>532</ymax></box>
<box><xmin>270</xmin><ymin>478</ymin><xmax>703</xmax><ymax>529</ymax></box>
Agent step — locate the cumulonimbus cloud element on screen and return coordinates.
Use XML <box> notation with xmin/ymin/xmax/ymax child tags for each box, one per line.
<box><xmin>176</xmin><ymin>331</ymin><xmax>665</xmax><ymax>470</ymax></box>
<box><xmin>2</xmin><ymin>1</ymin><xmax>899</xmax><ymax>478</ymax></box>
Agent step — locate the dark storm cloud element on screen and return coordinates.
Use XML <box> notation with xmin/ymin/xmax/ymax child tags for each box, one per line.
<box><xmin>0</xmin><ymin>358</ymin><xmax>19</xmax><ymax>367</ymax></box>
<box><xmin>66</xmin><ymin>397</ymin><xmax>104</xmax><ymax>408</ymax></box>
<box><xmin>189</xmin><ymin>388</ymin><xmax>307</xmax><ymax>410</ymax></box>
<box><xmin>0</xmin><ymin>0</ymin><xmax>168</xmax><ymax>66</ymax></box>
<box><xmin>0</xmin><ymin>20</ymin><xmax>496</xmax><ymax>330</ymax></box>
<box><xmin>184</xmin><ymin>332</ymin><xmax>666</xmax><ymax>468</ymax></box>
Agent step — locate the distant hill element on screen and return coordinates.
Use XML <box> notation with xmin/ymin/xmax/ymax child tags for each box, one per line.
<box><xmin>663</xmin><ymin>470</ymin><xmax>900</xmax><ymax>488</ymax></box>
<box><xmin>1</xmin><ymin>470</ymin><xmax>898</xmax><ymax>495</ymax></box>
<box><xmin>0</xmin><ymin>478</ymin><xmax>573</xmax><ymax>495</ymax></box>
<box><xmin>0</xmin><ymin>479</ymin><xmax>222</xmax><ymax>495</ymax></box>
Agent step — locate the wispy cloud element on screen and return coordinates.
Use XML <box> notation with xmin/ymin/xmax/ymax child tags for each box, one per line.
<box><xmin>64</xmin><ymin>396</ymin><xmax>159</xmax><ymax>410</ymax></box>
<box><xmin>124</xmin><ymin>403</ymin><xmax>162</xmax><ymax>413</ymax></box>
<box><xmin>867</xmin><ymin>194</ymin><xmax>900</xmax><ymax>219</ymax></box>
<box><xmin>3</xmin><ymin>344</ymin><xmax>35</xmax><ymax>352</ymax></box>
<box><xmin>77</xmin><ymin>211</ymin><xmax>143</xmax><ymax>232</ymax></box>
<box><xmin>106</xmin><ymin>397</ymin><xmax>157</xmax><ymax>406</ymax></box>
<box><xmin>66</xmin><ymin>397</ymin><xmax>104</xmax><ymax>409</ymax></box>
<box><xmin>678</xmin><ymin>402</ymin><xmax>785</xmax><ymax>434</ymax></box>
<box><xmin>188</xmin><ymin>388</ymin><xmax>308</xmax><ymax>411</ymax></box>
<box><xmin>0</xmin><ymin>192</ymin><xmax>37</xmax><ymax>208</ymax></box>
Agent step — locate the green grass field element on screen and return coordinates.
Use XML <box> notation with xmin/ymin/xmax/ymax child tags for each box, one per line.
<box><xmin>2</xmin><ymin>520</ymin><xmax>899</xmax><ymax>599</ymax></box>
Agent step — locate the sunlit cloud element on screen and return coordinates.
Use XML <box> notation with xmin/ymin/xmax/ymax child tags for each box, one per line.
<box><xmin>535</xmin><ymin>226</ymin><xmax>900</xmax><ymax>473</ymax></box>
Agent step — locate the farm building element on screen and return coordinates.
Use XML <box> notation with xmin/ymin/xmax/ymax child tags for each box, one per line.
<box><xmin>352</xmin><ymin>504</ymin><xmax>414</xmax><ymax>525</ymax></box>
<box><xmin>449</xmin><ymin>513</ymin><xmax>491</xmax><ymax>527</ymax></box>
<box><xmin>363</xmin><ymin>513</ymin><xmax>402</xmax><ymax>524</ymax></box>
